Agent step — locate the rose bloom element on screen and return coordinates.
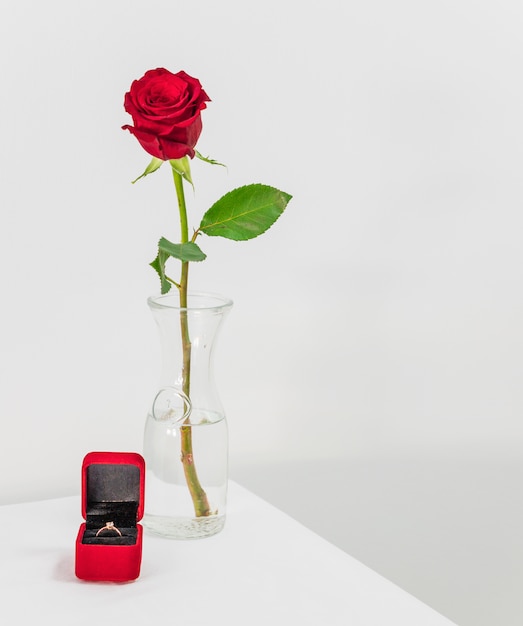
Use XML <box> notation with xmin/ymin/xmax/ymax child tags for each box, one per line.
<box><xmin>122</xmin><ymin>68</ymin><xmax>210</xmax><ymax>160</ymax></box>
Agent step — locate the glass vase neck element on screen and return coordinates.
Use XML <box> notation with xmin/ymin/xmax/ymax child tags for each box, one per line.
<box><xmin>147</xmin><ymin>291</ymin><xmax>234</xmax><ymax>314</ymax></box>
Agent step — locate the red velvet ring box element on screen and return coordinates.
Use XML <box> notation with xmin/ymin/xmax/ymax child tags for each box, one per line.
<box><xmin>75</xmin><ymin>451</ymin><xmax>145</xmax><ymax>582</ymax></box>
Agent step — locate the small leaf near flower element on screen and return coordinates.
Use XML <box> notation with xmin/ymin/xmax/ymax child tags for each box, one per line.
<box><xmin>195</xmin><ymin>151</ymin><xmax>226</xmax><ymax>168</ymax></box>
<box><xmin>199</xmin><ymin>184</ymin><xmax>292</xmax><ymax>241</ymax></box>
<box><xmin>170</xmin><ymin>157</ymin><xmax>193</xmax><ymax>187</ymax></box>
<box><xmin>131</xmin><ymin>157</ymin><xmax>164</xmax><ymax>184</ymax></box>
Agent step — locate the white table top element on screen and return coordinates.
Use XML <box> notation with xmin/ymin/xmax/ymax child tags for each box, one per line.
<box><xmin>0</xmin><ymin>481</ymin><xmax>455</xmax><ymax>625</ymax></box>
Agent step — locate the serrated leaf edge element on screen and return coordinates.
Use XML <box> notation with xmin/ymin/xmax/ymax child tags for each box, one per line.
<box><xmin>199</xmin><ymin>184</ymin><xmax>292</xmax><ymax>240</ymax></box>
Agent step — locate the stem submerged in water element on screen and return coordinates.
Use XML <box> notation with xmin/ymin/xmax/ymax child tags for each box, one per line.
<box><xmin>172</xmin><ymin>168</ymin><xmax>212</xmax><ymax>517</ymax></box>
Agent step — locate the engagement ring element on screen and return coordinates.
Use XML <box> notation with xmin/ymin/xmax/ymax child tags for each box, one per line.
<box><xmin>95</xmin><ymin>521</ymin><xmax>122</xmax><ymax>537</ymax></box>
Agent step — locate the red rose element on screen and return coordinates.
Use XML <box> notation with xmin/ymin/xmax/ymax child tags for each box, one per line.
<box><xmin>122</xmin><ymin>68</ymin><xmax>210</xmax><ymax>160</ymax></box>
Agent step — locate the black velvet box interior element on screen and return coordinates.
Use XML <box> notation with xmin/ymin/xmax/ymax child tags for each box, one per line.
<box><xmin>82</xmin><ymin>463</ymin><xmax>140</xmax><ymax>545</ymax></box>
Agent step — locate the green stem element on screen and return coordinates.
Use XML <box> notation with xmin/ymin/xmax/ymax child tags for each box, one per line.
<box><xmin>172</xmin><ymin>168</ymin><xmax>212</xmax><ymax>518</ymax></box>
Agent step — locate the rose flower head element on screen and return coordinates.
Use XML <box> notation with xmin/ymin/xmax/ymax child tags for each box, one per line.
<box><xmin>122</xmin><ymin>68</ymin><xmax>210</xmax><ymax>161</ymax></box>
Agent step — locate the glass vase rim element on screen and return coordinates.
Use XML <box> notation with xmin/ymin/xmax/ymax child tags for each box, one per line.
<box><xmin>147</xmin><ymin>291</ymin><xmax>234</xmax><ymax>313</ymax></box>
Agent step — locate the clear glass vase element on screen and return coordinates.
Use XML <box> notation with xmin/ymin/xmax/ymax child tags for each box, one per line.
<box><xmin>143</xmin><ymin>292</ymin><xmax>233</xmax><ymax>539</ymax></box>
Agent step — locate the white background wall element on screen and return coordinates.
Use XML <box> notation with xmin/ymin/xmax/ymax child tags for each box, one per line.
<box><xmin>1</xmin><ymin>2</ymin><xmax>522</xmax><ymax>625</ymax></box>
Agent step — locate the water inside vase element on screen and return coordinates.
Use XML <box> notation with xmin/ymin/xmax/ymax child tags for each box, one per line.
<box><xmin>143</xmin><ymin>410</ymin><xmax>228</xmax><ymax>539</ymax></box>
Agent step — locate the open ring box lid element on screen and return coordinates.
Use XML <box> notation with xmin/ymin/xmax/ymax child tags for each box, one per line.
<box><xmin>75</xmin><ymin>451</ymin><xmax>146</xmax><ymax>582</ymax></box>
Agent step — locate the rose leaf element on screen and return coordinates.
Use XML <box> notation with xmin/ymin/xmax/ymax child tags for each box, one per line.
<box><xmin>199</xmin><ymin>184</ymin><xmax>292</xmax><ymax>241</ymax></box>
<box><xmin>149</xmin><ymin>248</ymin><xmax>171</xmax><ymax>294</ymax></box>
<box><xmin>149</xmin><ymin>238</ymin><xmax>207</xmax><ymax>294</ymax></box>
<box><xmin>158</xmin><ymin>237</ymin><xmax>207</xmax><ymax>262</ymax></box>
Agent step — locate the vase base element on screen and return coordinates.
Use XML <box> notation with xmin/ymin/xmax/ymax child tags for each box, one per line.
<box><xmin>142</xmin><ymin>513</ymin><xmax>225</xmax><ymax>539</ymax></box>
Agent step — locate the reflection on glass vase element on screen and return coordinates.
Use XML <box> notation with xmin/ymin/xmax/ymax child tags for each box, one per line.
<box><xmin>143</xmin><ymin>292</ymin><xmax>233</xmax><ymax>539</ymax></box>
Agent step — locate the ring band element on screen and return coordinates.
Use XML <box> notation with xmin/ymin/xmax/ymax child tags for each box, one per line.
<box><xmin>95</xmin><ymin>521</ymin><xmax>122</xmax><ymax>537</ymax></box>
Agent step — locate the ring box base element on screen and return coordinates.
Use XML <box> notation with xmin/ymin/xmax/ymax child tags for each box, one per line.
<box><xmin>75</xmin><ymin>451</ymin><xmax>145</xmax><ymax>582</ymax></box>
